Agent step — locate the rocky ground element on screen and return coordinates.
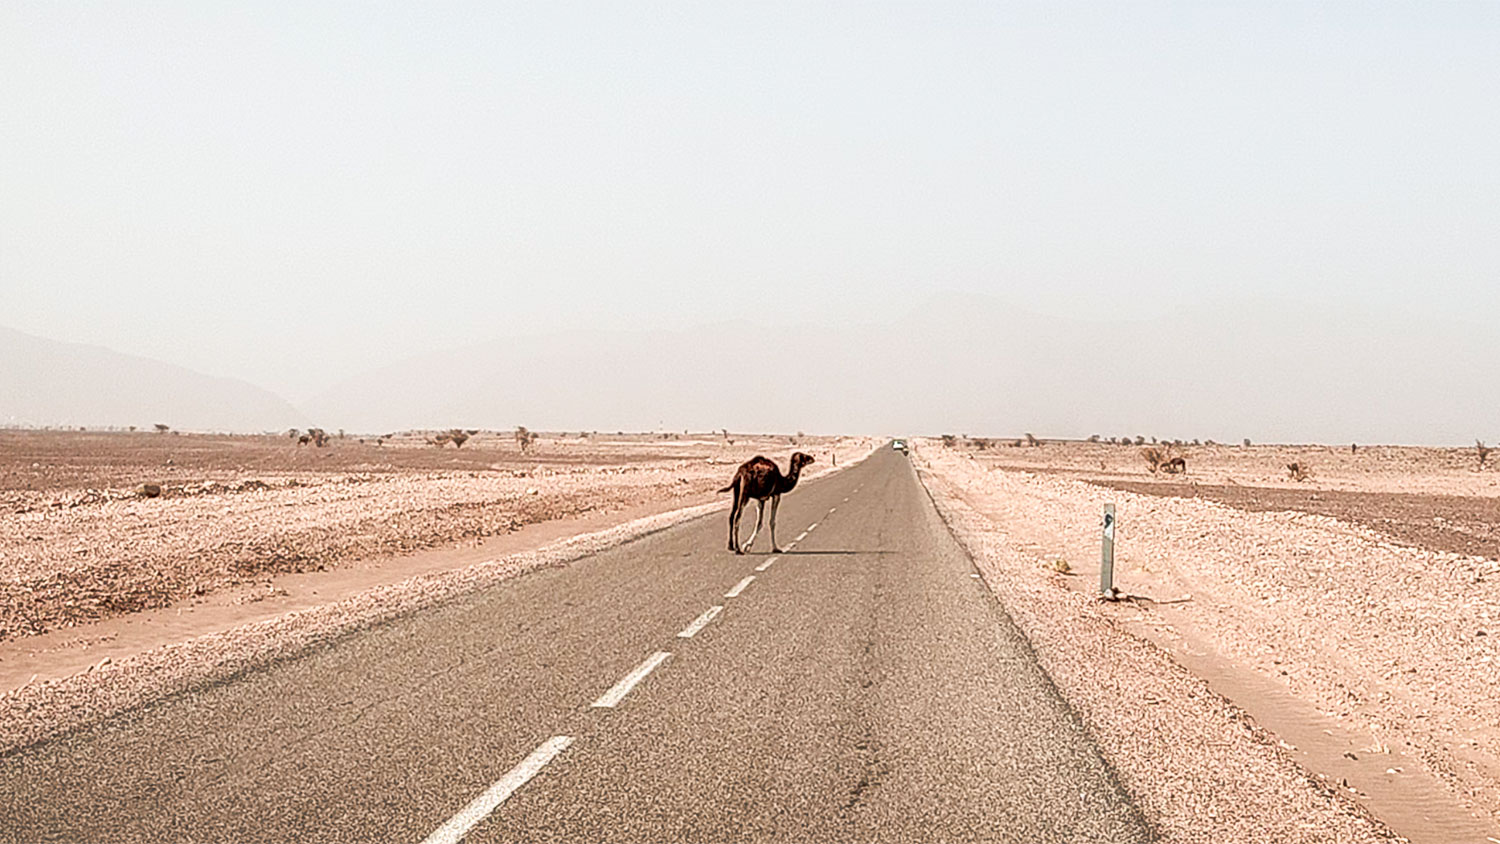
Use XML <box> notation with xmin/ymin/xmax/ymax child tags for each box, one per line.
<box><xmin>916</xmin><ymin>437</ymin><xmax>1500</xmax><ymax>843</ymax></box>
<box><xmin>0</xmin><ymin>430</ymin><xmax>878</xmax><ymax>753</ymax></box>
<box><xmin>0</xmin><ymin>430</ymin><xmax>873</xmax><ymax>642</ymax></box>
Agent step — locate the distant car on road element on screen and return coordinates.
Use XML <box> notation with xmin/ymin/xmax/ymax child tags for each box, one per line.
<box><xmin>892</xmin><ymin>440</ymin><xmax>908</xmax><ymax>454</ymax></box>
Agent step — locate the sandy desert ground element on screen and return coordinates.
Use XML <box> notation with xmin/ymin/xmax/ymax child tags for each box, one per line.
<box><xmin>8</xmin><ymin>429</ymin><xmax>1499</xmax><ymax>842</ymax></box>
<box><xmin>915</xmin><ymin>437</ymin><xmax>1500</xmax><ymax>843</ymax></box>
<box><xmin>0</xmin><ymin>429</ymin><xmax>872</xmax><ymax>643</ymax></box>
<box><xmin>0</xmin><ymin>430</ymin><xmax>873</xmax><ymax>680</ymax></box>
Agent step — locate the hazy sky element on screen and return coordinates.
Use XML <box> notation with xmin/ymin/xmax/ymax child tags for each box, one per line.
<box><xmin>3</xmin><ymin>2</ymin><xmax>1498</xmax><ymax>401</ymax></box>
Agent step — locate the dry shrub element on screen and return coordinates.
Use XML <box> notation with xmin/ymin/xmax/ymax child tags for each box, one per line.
<box><xmin>516</xmin><ymin>426</ymin><xmax>537</xmax><ymax>453</ymax></box>
<box><xmin>1141</xmin><ymin>447</ymin><xmax>1165</xmax><ymax>473</ymax></box>
<box><xmin>1479</xmin><ymin>440</ymin><xmax>1493</xmax><ymax>469</ymax></box>
<box><xmin>1142</xmin><ymin>447</ymin><xmax>1186</xmax><ymax>475</ymax></box>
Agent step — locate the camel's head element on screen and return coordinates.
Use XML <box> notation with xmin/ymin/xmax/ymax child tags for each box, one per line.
<box><xmin>790</xmin><ymin>451</ymin><xmax>815</xmax><ymax>473</ymax></box>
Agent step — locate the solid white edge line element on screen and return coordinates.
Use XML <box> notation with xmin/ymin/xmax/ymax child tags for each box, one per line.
<box><xmin>592</xmin><ymin>651</ymin><xmax>672</xmax><ymax>708</ymax></box>
<box><xmin>755</xmin><ymin>556</ymin><xmax>778</xmax><ymax>572</ymax></box>
<box><xmin>724</xmin><ymin>575</ymin><xmax>755</xmax><ymax>598</ymax></box>
<box><xmin>421</xmin><ymin>735</ymin><xmax>573</xmax><ymax>844</ymax></box>
<box><xmin>678</xmin><ymin>605</ymin><xmax>724</xmax><ymax>638</ymax></box>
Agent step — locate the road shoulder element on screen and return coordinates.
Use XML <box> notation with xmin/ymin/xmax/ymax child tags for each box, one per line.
<box><xmin>914</xmin><ymin>451</ymin><xmax>1399</xmax><ymax>844</ymax></box>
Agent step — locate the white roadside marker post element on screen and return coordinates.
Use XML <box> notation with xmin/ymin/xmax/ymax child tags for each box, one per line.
<box><xmin>1100</xmin><ymin>503</ymin><xmax>1118</xmax><ymax>601</ymax></box>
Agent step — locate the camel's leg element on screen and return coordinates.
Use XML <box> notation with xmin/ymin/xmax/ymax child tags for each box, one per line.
<box><xmin>769</xmin><ymin>494</ymin><xmax>784</xmax><ymax>553</ymax></box>
<box><xmin>728</xmin><ymin>491</ymin><xmax>744</xmax><ymax>553</ymax></box>
<box><xmin>742</xmin><ymin>499</ymin><xmax>765</xmax><ymax>551</ymax></box>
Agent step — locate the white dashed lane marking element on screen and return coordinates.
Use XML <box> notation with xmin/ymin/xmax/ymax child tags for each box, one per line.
<box><xmin>677</xmin><ymin>606</ymin><xmax>723</xmax><ymax>639</ymax></box>
<box><xmin>421</xmin><ymin>736</ymin><xmax>574</xmax><ymax>844</ymax></box>
<box><xmin>592</xmin><ymin>651</ymin><xmax>672</xmax><ymax>708</ymax></box>
<box><xmin>424</xmin><ymin>463</ymin><xmax>874</xmax><ymax>842</ymax></box>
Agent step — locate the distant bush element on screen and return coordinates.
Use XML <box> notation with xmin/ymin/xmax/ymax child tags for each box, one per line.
<box><xmin>1143</xmin><ymin>447</ymin><xmax>1186</xmax><ymax>475</ymax></box>
<box><xmin>1142</xmin><ymin>447</ymin><xmax>1165</xmax><ymax>472</ymax></box>
<box><xmin>516</xmin><ymin>426</ymin><xmax>537</xmax><ymax>454</ymax></box>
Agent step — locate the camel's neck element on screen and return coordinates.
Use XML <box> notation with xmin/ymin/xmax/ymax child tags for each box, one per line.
<box><xmin>778</xmin><ymin>463</ymin><xmax>804</xmax><ymax>494</ymax></box>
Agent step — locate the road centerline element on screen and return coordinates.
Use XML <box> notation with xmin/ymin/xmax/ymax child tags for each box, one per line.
<box><xmin>677</xmin><ymin>606</ymin><xmax>723</xmax><ymax>638</ymax></box>
<box><xmin>755</xmin><ymin>556</ymin><xmax>778</xmax><ymax>572</ymax></box>
<box><xmin>420</xmin><ymin>735</ymin><xmax>574</xmax><ymax>844</ymax></box>
<box><xmin>724</xmin><ymin>575</ymin><xmax>755</xmax><ymax>598</ymax></box>
<box><xmin>593</xmin><ymin>651</ymin><xmax>672</xmax><ymax>708</ymax></box>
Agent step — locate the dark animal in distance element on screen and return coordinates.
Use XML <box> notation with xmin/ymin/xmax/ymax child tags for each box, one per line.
<box><xmin>719</xmin><ymin>452</ymin><xmax>815</xmax><ymax>554</ymax></box>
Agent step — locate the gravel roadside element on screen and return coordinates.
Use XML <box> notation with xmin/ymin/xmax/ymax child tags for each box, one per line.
<box><xmin>913</xmin><ymin>446</ymin><xmax>1400</xmax><ymax>843</ymax></box>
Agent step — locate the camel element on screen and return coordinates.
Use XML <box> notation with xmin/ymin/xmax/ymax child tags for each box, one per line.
<box><xmin>719</xmin><ymin>452</ymin><xmax>815</xmax><ymax>554</ymax></box>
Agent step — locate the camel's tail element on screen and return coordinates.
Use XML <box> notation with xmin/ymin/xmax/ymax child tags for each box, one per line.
<box><xmin>718</xmin><ymin>476</ymin><xmax>738</xmax><ymax>494</ymax></box>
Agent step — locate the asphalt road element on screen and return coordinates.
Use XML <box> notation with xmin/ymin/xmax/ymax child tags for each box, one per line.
<box><xmin>1</xmin><ymin>446</ymin><xmax>1150</xmax><ymax>843</ymax></box>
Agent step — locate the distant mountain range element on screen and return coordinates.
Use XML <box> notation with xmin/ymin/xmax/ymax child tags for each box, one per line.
<box><xmin>0</xmin><ymin>325</ymin><xmax>306</xmax><ymax>432</ymax></box>
<box><xmin>4</xmin><ymin>295</ymin><xmax>1496</xmax><ymax>444</ymax></box>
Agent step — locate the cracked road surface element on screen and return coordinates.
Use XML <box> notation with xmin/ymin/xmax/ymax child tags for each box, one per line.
<box><xmin>1</xmin><ymin>447</ymin><xmax>1149</xmax><ymax>843</ymax></box>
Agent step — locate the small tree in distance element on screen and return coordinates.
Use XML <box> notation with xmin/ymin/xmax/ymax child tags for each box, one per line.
<box><xmin>516</xmin><ymin>426</ymin><xmax>537</xmax><ymax>454</ymax></box>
